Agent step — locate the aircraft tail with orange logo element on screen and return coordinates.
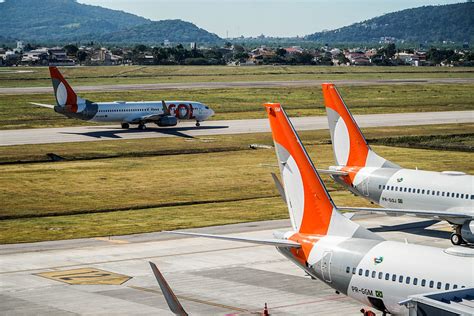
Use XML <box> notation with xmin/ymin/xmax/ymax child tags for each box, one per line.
<box><xmin>322</xmin><ymin>83</ymin><xmax>399</xmax><ymax>169</ymax></box>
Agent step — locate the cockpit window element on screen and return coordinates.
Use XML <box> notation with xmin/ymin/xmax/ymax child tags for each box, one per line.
<box><xmin>205</xmin><ymin>106</ymin><xmax>209</xmax><ymax>109</ymax></box>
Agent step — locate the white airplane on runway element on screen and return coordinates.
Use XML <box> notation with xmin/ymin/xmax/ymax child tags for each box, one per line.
<box><xmin>168</xmin><ymin>103</ymin><xmax>473</xmax><ymax>316</ymax></box>
<box><xmin>31</xmin><ymin>67</ymin><xmax>214</xmax><ymax>129</ymax></box>
<box><xmin>320</xmin><ymin>83</ymin><xmax>473</xmax><ymax>246</ymax></box>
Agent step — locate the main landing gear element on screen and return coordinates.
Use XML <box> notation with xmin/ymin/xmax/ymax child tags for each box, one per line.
<box><xmin>138</xmin><ymin>123</ymin><xmax>147</xmax><ymax>130</ymax></box>
<box><xmin>121</xmin><ymin>123</ymin><xmax>130</xmax><ymax>129</ymax></box>
<box><xmin>195</xmin><ymin>121</ymin><xmax>201</xmax><ymax>127</ymax></box>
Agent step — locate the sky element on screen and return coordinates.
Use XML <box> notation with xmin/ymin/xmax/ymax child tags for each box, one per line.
<box><xmin>78</xmin><ymin>0</ymin><xmax>464</xmax><ymax>38</ymax></box>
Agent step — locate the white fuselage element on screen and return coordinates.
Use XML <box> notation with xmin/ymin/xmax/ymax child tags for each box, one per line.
<box><xmin>334</xmin><ymin>167</ymin><xmax>473</xmax><ymax>222</ymax></box>
<box><xmin>281</xmin><ymin>234</ymin><xmax>473</xmax><ymax>315</ymax></box>
<box><xmin>91</xmin><ymin>101</ymin><xmax>213</xmax><ymax>123</ymax></box>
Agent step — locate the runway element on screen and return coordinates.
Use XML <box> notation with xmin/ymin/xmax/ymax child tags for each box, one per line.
<box><xmin>0</xmin><ymin>214</ymin><xmax>454</xmax><ymax>315</ymax></box>
<box><xmin>0</xmin><ymin>110</ymin><xmax>472</xmax><ymax>146</ymax></box>
<box><xmin>1</xmin><ymin>77</ymin><xmax>473</xmax><ymax>95</ymax></box>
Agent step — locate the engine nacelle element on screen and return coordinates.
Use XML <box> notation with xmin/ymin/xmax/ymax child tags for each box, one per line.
<box><xmin>461</xmin><ymin>220</ymin><xmax>474</xmax><ymax>244</ymax></box>
<box><xmin>156</xmin><ymin>116</ymin><xmax>178</xmax><ymax>127</ymax></box>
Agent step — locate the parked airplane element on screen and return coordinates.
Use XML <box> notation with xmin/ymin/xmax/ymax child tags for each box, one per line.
<box><xmin>168</xmin><ymin>103</ymin><xmax>473</xmax><ymax>315</ymax></box>
<box><xmin>31</xmin><ymin>67</ymin><xmax>214</xmax><ymax>129</ymax></box>
<box><xmin>321</xmin><ymin>83</ymin><xmax>473</xmax><ymax>246</ymax></box>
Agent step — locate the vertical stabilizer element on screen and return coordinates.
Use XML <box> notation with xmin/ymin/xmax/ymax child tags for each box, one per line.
<box><xmin>322</xmin><ymin>83</ymin><xmax>399</xmax><ymax>169</ymax></box>
<box><xmin>49</xmin><ymin>66</ymin><xmax>88</xmax><ymax>113</ymax></box>
<box><xmin>264</xmin><ymin>103</ymin><xmax>380</xmax><ymax>240</ymax></box>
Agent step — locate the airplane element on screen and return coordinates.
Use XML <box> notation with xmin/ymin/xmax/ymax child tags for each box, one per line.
<box><xmin>167</xmin><ymin>103</ymin><xmax>473</xmax><ymax>315</ymax></box>
<box><xmin>319</xmin><ymin>83</ymin><xmax>473</xmax><ymax>246</ymax></box>
<box><xmin>31</xmin><ymin>67</ymin><xmax>214</xmax><ymax>130</ymax></box>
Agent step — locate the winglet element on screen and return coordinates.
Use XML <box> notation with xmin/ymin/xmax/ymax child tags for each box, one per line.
<box><xmin>149</xmin><ymin>262</ymin><xmax>188</xmax><ymax>316</ymax></box>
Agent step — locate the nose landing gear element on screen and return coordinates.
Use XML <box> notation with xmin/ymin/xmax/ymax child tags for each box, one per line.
<box><xmin>195</xmin><ymin>121</ymin><xmax>201</xmax><ymax>127</ymax></box>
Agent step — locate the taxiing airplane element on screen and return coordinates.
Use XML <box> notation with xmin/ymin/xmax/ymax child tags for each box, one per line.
<box><xmin>31</xmin><ymin>67</ymin><xmax>214</xmax><ymax>129</ymax></box>
<box><xmin>168</xmin><ymin>103</ymin><xmax>473</xmax><ymax>315</ymax></box>
<box><xmin>320</xmin><ymin>83</ymin><xmax>473</xmax><ymax>246</ymax></box>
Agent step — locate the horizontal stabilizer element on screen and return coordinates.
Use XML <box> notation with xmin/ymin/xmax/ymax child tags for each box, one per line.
<box><xmin>336</xmin><ymin>206</ymin><xmax>473</xmax><ymax>220</ymax></box>
<box><xmin>164</xmin><ymin>231</ymin><xmax>301</xmax><ymax>248</ymax></box>
<box><xmin>316</xmin><ymin>169</ymin><xmax>349</xmax><ymax>176</ymax></box>
<box><xmin>30</xmin><ymin>102</ymin><xmax>55</xmax><ymax>109</ymax></box>
<box><xmin>271</xmin><ymin>172</ymin><xmax>287</xmax><ymax>203</ymax></box>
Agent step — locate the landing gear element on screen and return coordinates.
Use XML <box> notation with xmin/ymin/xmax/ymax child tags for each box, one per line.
<box><xmin>121</xmin><ymin>123</ymin><xmax>130</xmax><ymax>129</ymax></box>
<box><xmin>138</xmin><ymin>123</ymin><xmax>147</xmax><ymax>130</ymax></box>
<box><xmin>195</xmin><ymin>121</ymin><xmax>201</xmax><ymax>127</ymax></box>
<box><xmin>450</xmin><ymin>233</ymin><xmax>464</xmax><ymax>246</ymax></box>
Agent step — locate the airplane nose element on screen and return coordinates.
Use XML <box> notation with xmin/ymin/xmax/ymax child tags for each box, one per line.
<box><xmin>209</xmin><ymin>108</ymin><xmax>215</xmax><ymax>117</ymax></box>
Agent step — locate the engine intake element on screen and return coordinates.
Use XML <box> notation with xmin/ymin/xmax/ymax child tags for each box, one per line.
<box><xmin>461</xmin><ymin>220</ymin><xmax>474</xmax><ymax>244</ymax></box>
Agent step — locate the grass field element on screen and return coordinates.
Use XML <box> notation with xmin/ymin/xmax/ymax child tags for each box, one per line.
<box><xmin>0</xmin><ymin>125</ymin><xmax>473</xmax><ymax>243</ymax></box>
<box><xmin>1</xmin><ymin>84</ymin><xmax>473</xmax><ymax>129</ymax></box>
<box><xmin>1</xmin><ymin>65</ymin><xmax>473</xmax><ymax>88</ymax></box>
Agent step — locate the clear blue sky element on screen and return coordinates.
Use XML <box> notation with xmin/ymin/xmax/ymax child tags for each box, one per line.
<box><xmin>78</xmin><ymin>0</ymin><xmax>464</xmax><ymax>37</ymax></box>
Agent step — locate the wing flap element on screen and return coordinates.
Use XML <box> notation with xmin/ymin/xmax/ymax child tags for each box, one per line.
<box><xmin>164</xmin><ymin>231</ymin><xmax>301</xmax><ymax>248</ymax></box>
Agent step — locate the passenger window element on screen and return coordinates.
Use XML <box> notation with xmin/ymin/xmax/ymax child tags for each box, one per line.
<box><xmin>453</xmin><ymin>284</ymin><xmax>458</xmax><ymax>289</ymax></box>
<box><xmin>399</xmin><ymin>275</ymin><xmax>403</xmax><ymax>283</ymax></box>
<box><xmin>422</xmin><ymin>190</ymin><xmax>425</xmax><ymax>194</ymax></box>
<box><xmin>404</xmin><ymin>188</ymin><xmax>407</xmax><ymax>192</ymax></box>
<box><xmin>445</xmin><ymin>283</ymin><xmax>450</xmax><ymax>290</ymax></box>
<box><xmin>352</xmin><ymin>268</ymin><xmax>356</xmax><ymax>274</ymax></box>
<box><xmin>421</xmin><ymin>279</ymin><xmax>426</xmax><ymax>287</ymax></box>
<box><xmin>378</xmin><ymin>272</ymin><xmax>383</xmax><ymax>279</ymax></box>
<box><xmin>378</xmin><ymin>185</ymin><xmax>381</xmax><ymax>190</ymax></box>
<box><xmin>346</xmin><ymin>267</ymin><xmax>350</xmax><ymax>273</ymax></box>
<box><xmin>460</xmin><ymin>194</ymin><xmax>464</xmax><ymax>199</ymax></box>
<box><xmin>437</xmin><ymin>282</ymin><xmax>442</xmax><ymax>289</ymax></box>
<box><xmin>385</xmin><ymin>273</ymin><xmax>390</xmax><ymax>280</ymax></box>
<box><xmin>365</xmin><ymin>270</ymin><xmax>369</xmax><ymax>277</ymax></box>
<box><xmin>427</xmin><ymin>190</ymin><xmax>430</xmax><ymax>194</ymax></box>
<box><xmin>413</xmin><ymin>278</ymin><xmax>418</xmax><ymax>285</ymax></box>
<box><xmin>471</xmin><ymin>195</ymin><xmax>474</xmax><ymax>200</ymax></box>
<box><xmin>432</xmin><ymin>191</ymin><xmax>435</xmax><ymax>195</ymax></box>
<box><xmin>392</xmin><ymin>274</ymin><xmax>397</xmax><ymax>282</ymax></box>
<box><xmin>371</xmin><ymin>271</ymin><xmax>376</xmax><ymax>278</ymax></box>
<box><xmin>359</xmin><ymin>269</ymin><xmax>363</xmax><ymax>276</ymax></box>
<box><xmin>456</xmin><ymin>193</ymin><xmax>460</xmax><ymax>198</ymax></box>
<box><xmin>408</xmin><ymin>188</ymin><xmax>411</xmax><ymax>193</ymax></box>
<box><xmin>429</xmin><ymin>281</ymin><xmax>434</xmax><ymax>288</ymax></box>
<box><xmin>437</xmin><ymin>191</ymin><xmax>440</xmax><ymax>196</ymax></box>
<box><xmin>406</xmin><ymin>277</ymin><xmax>411</xmax><ymax>284</ymax></box>
<box><xmin>466</xmin><ymin>195</ymin><xmax>470</xmax><ymax>200</ymax></box>
<box><xmin>442</xmin><ymin>192</ymin><xmax>445</xmax><ymax>197</ymax></box>
<box><xmin>417</xmin><ymin>189</ymin><xmax>420</xmax><ymax>193</ymax></box>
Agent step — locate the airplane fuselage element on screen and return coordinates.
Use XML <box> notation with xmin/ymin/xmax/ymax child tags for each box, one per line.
<box><xmin>331</xmin><ymin>166</ymin><xmax>474</xmax><ymax>224</ymax></box>
<box><xmin>55</xmin><ymin>100</ymin><xmax>214</xmax><ymax>125</ymax></box>
<box><xmin>278</xmin><ymin>234</ymin><xmax>472</xmax><ymax>315</ymax></box>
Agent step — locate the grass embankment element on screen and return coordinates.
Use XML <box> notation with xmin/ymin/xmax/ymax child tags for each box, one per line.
<box><xmin>0</xmin><ymin>124</ymin><xmax>473</xmax><ymax>244</ymax></box>
<box><xmin>1</xmin><ymin>84</ymin><xmax>473</xmax><ymax>129</ymax></box>
<box><xmin>1</xmin><ymin>65</ymin><xmax>473</xmax><ymax>88</ymax></box>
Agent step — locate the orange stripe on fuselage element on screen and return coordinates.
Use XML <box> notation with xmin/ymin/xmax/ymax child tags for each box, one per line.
<box><xmin>322</xmin><ymin>83</ymin><xmax>368</xmax><ymax>167</ymax></box>
<box><xmin>288</xmin><ymin>232</ymin><xmax>321</xmax><ymax>265</ymax></box>
<box><xmin>264</xmin><ymin>103</ymin><xmax>334</xmax><ymax>236</ymax></box>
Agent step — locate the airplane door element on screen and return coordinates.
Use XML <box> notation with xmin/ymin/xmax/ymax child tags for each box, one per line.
<box><xmin>321</xmin><ymin>251</ymin><xmax>333</xmax><ymax>283</ymax></box>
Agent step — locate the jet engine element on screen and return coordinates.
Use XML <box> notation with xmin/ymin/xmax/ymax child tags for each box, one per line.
<box><xmin>156</xmin><ymin>116</ymin><xmax>178</xmax><ymax>127</ymax></box>
<box><xmin>460</xmin><ymin>220</ymin><xmax>474</xmax><ymax>244</ymax></box>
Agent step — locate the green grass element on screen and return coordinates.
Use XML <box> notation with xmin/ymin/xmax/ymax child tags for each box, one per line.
<box><xmin>0</xmin><ymin>141</ymin><xmax>472</xmax><ymax>244</ymax></box>
<box><xmin>1</xmin><ymin>65</ymin><xmax>473</xmax><ymax>88</ymax></box>
<box><xmin>1</xmin><ymin>84</ymin><xmax>473</xmax><ymax>129</ymax></box>
<box><xmin>373</xmin><ymin>133</ymin><xmax>474</xmax><ymax>152</ymax></box>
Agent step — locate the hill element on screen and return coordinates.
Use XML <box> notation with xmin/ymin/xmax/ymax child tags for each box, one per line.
<box><xmin>0</xmin><ymin>0</ymin><xmax>149</xmax><ymax>42</ymax></box>
<box><xmin>0</xmin><ymin>0</ymin><xmax>221</xmax><ymax>44</ymax></box>
<box><xmin>98</xmin><ymin>20</ymin><xmax>222</xmax><ymax>44</ymax></box>
<box><xmin>306</xmin><ymin>3</ymin><xmax>474</xmax><ymax>44</ymax></box>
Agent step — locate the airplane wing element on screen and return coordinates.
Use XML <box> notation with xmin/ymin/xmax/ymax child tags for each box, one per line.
<box><xmin>30</xmin><ymin>102</ymin><xmax>55</xmax><ymax>109</ymax></box>
<box><xmin>335</xmin><ymin>206</ymin><xmax>473</xmax><ymax>220</ymax></box>
<box><xmin>164</xmin><ymin>231</ymin><xmax>301</xmax><ymax>248</ymax></box>
<box><xmin>149</xmin><ymin>262</ymin><xmax>188</xmax><ymax>316</ymax></box>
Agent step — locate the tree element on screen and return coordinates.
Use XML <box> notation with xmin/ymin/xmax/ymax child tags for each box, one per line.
<box><xmin>64</xmin><ymin>44</ymin><xmax>78</xmax><ymax>56</ymax></box>
<box><xmin>76</xmin><ymin>51</ymin><xmax>88</xmax><ymax>66</ymax></box>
